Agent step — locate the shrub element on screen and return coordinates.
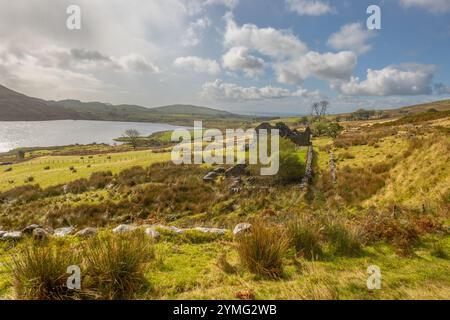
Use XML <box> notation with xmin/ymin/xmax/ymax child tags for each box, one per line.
<box><xmin>236</xmin><ymin>221</ymin><xmax>288</xmax><ymax>278</ymax></box>
<box><xmin>7</xmin><ymin>241</ymin><xmax>80</xmax><ymax>300</ymax></box>
<box><xmin>83</xmin><ymin>231</ymin><xmax>154</xmax><ymax>299</ymax></box>
<box><xmin>65</xmin><ymin>179</ymin><xmax>89</xmax><ymax>194</ymax></box>
<box><xmin>25</xmin><ymin>176</ymin><xmax>34</xmax><ymax>183</ymax></box>
<box><xmin>276</xmin><ymin>138</ymin><xmax>305</xmax><ymax>184</ymax></box>
<box><xmin>117</xmin><ymin>166</ymin><xmax>148</xmax><ymax>186</ymax></box>
<box><xmin>325</xmin><ymin>222</ymin><xmax>362</xmax><ymax>257</ymax></box>
<box><xmin>4</xmin><ymin>167</ymin><xmax>12</xmax><ymax>172</ymax></box>
<box><xmin>88</xmin><ymin>171</ymin><xmax>113</xmax><ymax>189</ymax></box>
<box><xmin>430</xmin><ymin>242</ymin><xmax>448</xmax><ymax>259</ymax></box>
<box><xmin>287</xmin><ymin>219</ymin><xmax>323</xmax><ymax>260</ymax></box>
<box><xmin>44</xmin><ymin>166</ymin><xmax>50</xmax><ymax>170</ymax></box>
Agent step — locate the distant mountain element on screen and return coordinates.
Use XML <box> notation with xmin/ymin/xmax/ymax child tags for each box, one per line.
<box><xmin>0</xmin><ymin>84</ymin><xmax>258</xmax><ymax>126</ymax></box>
<box><xmin>0</xmin><ymin>85</ymin><xmax>82</xmax><ymax>121</ymax></box>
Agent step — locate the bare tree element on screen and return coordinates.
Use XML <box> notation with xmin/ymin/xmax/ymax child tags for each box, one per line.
<box><xmin>123</xmin><ymin>129</ymin><xmax>140</xmax><ymax>150</ymax></box>
<box><xmin>311</xmin><ymin>100</ymin><xmax>330</xmax><ymax>120</ymax></box>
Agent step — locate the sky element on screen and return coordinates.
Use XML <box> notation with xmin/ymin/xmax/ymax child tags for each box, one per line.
<box><xmin>0</xmin><ymin>0</ymin><xmax>449</xmax><ymax>115</ymax></box>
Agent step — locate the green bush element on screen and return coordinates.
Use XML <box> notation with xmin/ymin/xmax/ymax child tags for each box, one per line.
<box><xmin>276</xmin><ymin>138</ymin><xmax>305</xmax><ymax>184</ymax></box>
<box><xmin>236</xmin><ymin>221</ymin><xmax>288</xmax><ymax>278</ymax></box>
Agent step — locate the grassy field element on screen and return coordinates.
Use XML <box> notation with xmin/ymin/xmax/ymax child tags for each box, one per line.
<box><xmin>0</xmin><ymin>109</ymin><xmax>449</xmax><ymax>300</ymax></box>
<box><xmin>0</xmin><ymin>149</ymin><xmax>171</xmax><ymax>191</ymax></box>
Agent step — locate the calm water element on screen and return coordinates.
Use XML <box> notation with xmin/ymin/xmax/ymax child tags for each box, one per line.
<box><xmin>0</xmin><ymin>120</ymin><xmax>185</xmax><ymax>153</ymax></box>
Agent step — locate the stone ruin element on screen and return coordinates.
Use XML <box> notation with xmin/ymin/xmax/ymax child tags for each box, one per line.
<box><xmin>255</xmin><ymin>122</ymin><xmax>312</xmax><ymax>146</ymax></box>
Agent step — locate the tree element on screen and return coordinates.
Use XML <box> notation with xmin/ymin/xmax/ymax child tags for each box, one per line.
<box><xmin>311</xmin><ymin>100</ymin><xmax>330</xmax><ymax>120</ymax></box>
<box><xmin>123</xmin><ymin>129</ymin><xmax>140</xmax><ymax>150</ymax></box>
<box><xmin>17</xmin><ymin>150</ymin><xmax>25</xmax><ymax>160</ymax></box>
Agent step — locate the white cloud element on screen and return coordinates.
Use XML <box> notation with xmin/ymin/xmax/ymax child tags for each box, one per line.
<box><xmin>182</xmin><ymin>17</ymin><xmax>211</xmax><ymax>47</ymax></box>
<box><xmin>286</xmin><ymin>0</ymin><xmax>333</xmax><ymax>16</ymax></box>
<box><xmin>0</xmin><ymin>48</ymin><xmax>106</xmax><ymax>100</ymax></box>
<box><xmin>224</xmin><ymin>13</ymin><xmax>308</xmax><ymax>59</ymax></box>
<box><xmin>205</xmin><ymin>0</ymin><xmax>239</xmax><ymax>8</ymax></box>
<box><xmin>337</xmin><ymin>64</ymin><xmax>435</xmax><ymax>96</ymax></box>
<box><xmin>174</xmin><ymin>56</ymin><xmax>221</xmax><ymax>75</ymax></box>
<box><xmin>201</xmin><ymin>79</ymin><xmax>322</xmax><ymax>101</ymax></box>
<box><xmin>275</xmin><ymin>51</ymin><xmax>357</xmax><ymax>84</ymax></box>
<box><xmin>328</xmin><ymin>22</ymin><xmax>376</xmax><ymax>54</ymax></box>
<box><xmin>113</xmin><ymin>54</ymin><xmax>160</xmax><ymax>73</ymax></box>
<box><xmin>400</xmin><ymin>0</ymin><xmax>450</xmax><ymax>14</ymax></box>
<box><xmin>222</xmin><ymin>46</ymin><xmax>265</xmax><ymax>77</ymax></box>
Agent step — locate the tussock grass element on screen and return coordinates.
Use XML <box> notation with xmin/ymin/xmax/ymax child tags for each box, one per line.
<box><xmin>287</xmin><ymin>218</ymin><xmax>323</xmax><ymax>260</ymax></box>
<box><xmin>236</xmin><ymin>221</ymin><xmax>289</xmax><ymax>278</ymax></box>
<box><xmin>325</xmin><ymin>222</ymin><xmax>362</xmax><ymax>257</ymax></box>
<box><xmin>7</xmin><ymin>240</ymin><xmax>80</xmax><ymax>300</ymax></box>
<box><xmin>83</xmin><ymin>231</ymin><xmax>154</xmax><ymax>299</ymax></box>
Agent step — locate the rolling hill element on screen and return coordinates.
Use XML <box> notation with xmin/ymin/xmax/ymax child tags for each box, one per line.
<box><xmin>0</xmin><ymin>85</ymin><xmax>83</xmax><ymax>121</ymax></box>
<box><xmin>0</xmin><ymin>84</ymin><xmax>260</xmax><ymax>126</ymax></box>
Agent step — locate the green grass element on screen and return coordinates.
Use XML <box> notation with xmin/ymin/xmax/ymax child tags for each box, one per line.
<box><xmin>0</xmin><ymin>149</ymin><xmax>170</xmax><ymax>191</ymax></box>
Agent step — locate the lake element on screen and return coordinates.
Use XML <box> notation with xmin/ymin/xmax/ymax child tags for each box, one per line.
<box><xmin>0</xmin><ymin>120</ymin><xmax>185</xmax><ymax>153</ymax></box>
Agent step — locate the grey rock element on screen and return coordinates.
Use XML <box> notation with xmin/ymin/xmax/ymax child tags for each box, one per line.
<box><xmin>145</xmin><ymin>228</ymin><xmax>160</xmax><ymax>239</ymax></box>
<box><xmin>233</xmin><ymin>223</ymin><xmax>252</xmax><ymax>236</ymax></box>
<box><xmin>213</xmin><ymin>167</ymin><xmax>226</xmax><ymax>174</ymax></box>
<box><xmin>54</xmin><ymin>227</ymin><xmax>75</xmax><ymax>237</ymax></box>
<box><xmin>32</xmin><ymin>228</ymin><xmax>49</xmax><ymax>240</ymax></box>
<box><xmin>1</xmin><ymin>231</ymin><xmax>22</xmax><ymax>241</ymax></box>
<box><xmin>203</xmin><ymin>171</ymin><xmax>218</xmax><ymax>182</ymax></box>
<box><xmin>112</xmin><ymin>224</ymin><xmax>137</xmax><ymax>233</ymax></box>
<box><xmin>22</xmin><ymin>224</ymin><xmax>42</xmax><ymax>235</ymax></box>
<box><xmin>0</xmin><ymin>231</ymin><xmax>7</xmax><ymax>238</ymax></box>
<box><xmin>75</xmin><ymin>227</ymin><xmax>98</xmax><ymax>237</ymax></box>
<box><xmin>225</xmin><ymin>164</ymin><xmax>248</xmax><ymax>177</ymax></box>
<box><xmin>153</xmin><ymin>225</ymin><xmax>185</xmax><ymax>234</ymax></box>
<box><xmin>193</xmin><ymin>227</ymin><xmax>227</xmax><ymax>235</ymax></box>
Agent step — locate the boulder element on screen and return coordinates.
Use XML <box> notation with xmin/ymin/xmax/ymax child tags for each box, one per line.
<box><xmin>213</xmin><ymin>167</ymin><xmax>226</xmax><ymax>174</ymax></box>
<box><xmin>193</xmin><ymin>227</ymin><xmax>227</xmax><ymax>235</ymax></box>
<box><xmin>112</xmin><ymin>224</ymin><xmax>137</xmax><ymax>233</ymax></box>
<box><xmin>203</xmin><ymin>171</ymin><xmax>218</xmax><ymax>182</ymax></box>
<box><xmin>233</xmin><ymin>223</ymin><xmax>252</xmax><ymax>236</ymax></box>
<box><xmin>0</xmin><ymin>231</ymin><xmax>7</xmax><ymax>238</ymax></box>
<box><xmin>54</xmin><ymin>227</ymin><xmax>75</xmax><ymax>237</ymax></box>
<box><xmin>225</xmin><ymin>164</ymin><xmax>248</xmax><ymax>177</ymax></box>
<box><xmin>22</xmin><ymin>224</ymin><xmax>42</xmax><ymax>235</ymax></box>
<box><xmin>1</xmin><ymin>231</ymin><xmax>22</xmax><ymax>241</ymax></box>
<box><xmin>153</xmin><ymin>225</ymin><xmax>185</xmax><ymax>234</ymax></box>
<box><xmin>145</xmin><ymin>228</ymin><xmax>160</xmax><ymax>239</ymax></box>
<box><xmin>75</xmin><ymin>227</ymin><xmax>98</xmax><ymax>237</ymax></box>
<box><xmin>32</xmin><ymin>228</ymin><xmax>49</xmax><ymax>240</ymax></box>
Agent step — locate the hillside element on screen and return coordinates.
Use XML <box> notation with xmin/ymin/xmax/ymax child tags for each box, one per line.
<box><xmin>383</xmin><ymin>99</ymin><xmax>450</xmax><ymax>117</ymax></box>
<box><xmin>0</xmin><ymin>85</ymin><xmax>82</xmax><ymax>121</ymax></box>
<box><xmin>0</xmin><ymin>84</ymin><xmax>260</xmax><ymax>126</ymax></box>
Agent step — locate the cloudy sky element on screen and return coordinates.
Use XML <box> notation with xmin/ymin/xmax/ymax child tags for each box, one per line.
<box><xmin>0</xmin><ymin>0</ymin><xmax>449</xmax><ymax>115</ymax></box>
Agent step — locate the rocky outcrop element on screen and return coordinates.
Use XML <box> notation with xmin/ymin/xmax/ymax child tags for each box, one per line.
<box><xmin>22</xmin><ymin>224</ymin><xmax>42</xmax><ymax>235</ymax></box>
<box><xmin>193</xmin><ymin>227</ymin><xmax>227</xmax><ymax>235</ymax></box>
<box><xmin>1</xmin><ymin>231</ymin><xmax>22</xmax><ymax>241</ymax></box>
<box><xmin>32</xmin><ymin>228</ymin><xmax>49</xmax><ymax>240</ymax></box>
<box><xmin>203</xmin><ymin>171</ymin><xmax>219</xmax><ymax>182</ymax></box>
<box><xmin>233</xmin><ymin>223</ymin><xmax>252</xmax><ymax>236</ymax></box>
<box><xmin>225</xmin><ymin>164</ymin><xmax>248</xmax><ymax>177</ymax></box>
<box><xmin>144</xmin><ymin>228</ymin><xmax>161</xmax><ymax>239</ymax></box>
<box><xmin>112</xmin><ymin>224</ymin><xmax>137</xmax><ymax>233</ymax></box>
<box><xmin>54</xmin><ymin>227</ymin><xmax>75</xmax><ymax>237</ymax></box>
<box><xmin>75</xmin><ymin>227</ymin><xmax>98</xmax><ymax>237</ymax></box>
